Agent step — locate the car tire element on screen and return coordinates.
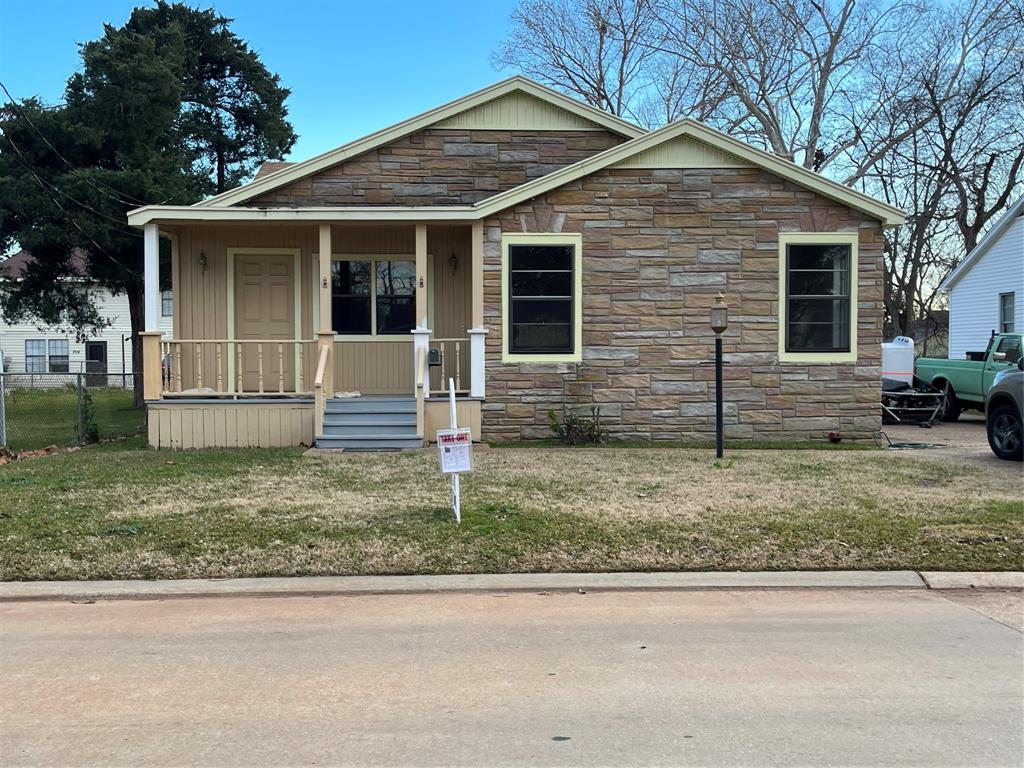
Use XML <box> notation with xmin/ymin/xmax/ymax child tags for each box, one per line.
<box><xmin>987</xmin><ymin>403</ymin><xmax>1023</xmax><ymax>461</ymax></box>
<box><xmin>938</xmin><ymin>383</ymin><xmax>961</xmax><ymax>422</ymax></box>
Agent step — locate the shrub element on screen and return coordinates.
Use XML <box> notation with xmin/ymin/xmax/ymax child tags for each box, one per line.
<box><xmin>549</xmin><ymin>406</ymin><xmax>603</xmax><ymax>445</ymax></box>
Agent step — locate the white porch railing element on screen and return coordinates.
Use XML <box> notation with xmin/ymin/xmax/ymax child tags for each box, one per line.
<box><xmin>430</xmin><ymin>337</ymin><xmax>468</xmax><ymax>393</ymax></box>
<box><xmin>159</xmin><ymin>339</ymin><xmax>317</xmax><ymax>396</ymax></box>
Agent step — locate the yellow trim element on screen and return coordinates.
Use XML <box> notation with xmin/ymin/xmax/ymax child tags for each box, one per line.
<box><xmin>777</xmin><ymin>232</ymin><xmax>859</xmax><ymax>364</ymax></box>
<box><xmin>501</xmin><ymin>233</ymin><xmax>583</xmax><ymax>363</ymax></box>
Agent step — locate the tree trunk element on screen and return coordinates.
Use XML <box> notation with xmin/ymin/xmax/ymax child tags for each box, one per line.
<box><xmin>216</xmin><ymin>145</ymin><xmax>226</xmax><ymax>194</ymax></box>
<box><xmin>126</xmin><ymin>278</ymin><xmax>146</xmax><ymax>410</ymax></box>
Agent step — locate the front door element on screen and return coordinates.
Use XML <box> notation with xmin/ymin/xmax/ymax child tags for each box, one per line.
<box><xmin>234</xmin><ymin>253</ymin><xmax>296</xmax><ymax>393</ymax></box>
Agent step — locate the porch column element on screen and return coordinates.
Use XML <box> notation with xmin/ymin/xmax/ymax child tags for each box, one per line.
<box><xmin>468</xmin><ymin>221</ymin><xmax>486</xmax><ymax>398</ymax></box>
<box><xmin>318</xmin><ymin>224</ymin><xmax>332</xmax><ymax>332</ymax></box>
<box><xmin>143</xmin><ymin>222</ymin><xmax>160</xmax><ymax>332</ymax></box>
<box><xmin>415</xmin><ymin>223</ymin><xmax>428</xmax><ymax>328</ymax></box>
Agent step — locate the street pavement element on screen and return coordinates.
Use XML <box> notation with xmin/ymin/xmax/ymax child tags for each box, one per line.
<box><xmin>2</xmin><ymin>588</ymin><xmax>1022</xmax><ymax>767</ymax></box>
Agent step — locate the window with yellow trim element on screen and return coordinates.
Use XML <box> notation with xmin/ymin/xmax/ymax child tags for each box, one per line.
<box><xmin>501</xmin><ymin>233</ymin><xmax>583</xmax><ymax>362</ymax></box>
<box><xmin>784</xmin><ymin>242</ymin><xmax>852</xmax><ymax>353</ymax></box>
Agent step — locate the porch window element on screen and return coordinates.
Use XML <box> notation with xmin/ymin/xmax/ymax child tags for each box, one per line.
<box><xmin>331</xmin><ymin>258</ymin><xmax>415</xmax><ymax>336</ymax></box>
<box><xmin>501</xmin><ymin>233</ymin><xmax>583</xmax><ymax>362</ymax></box>
<box><xmin>784</xmin><ymin>242</ymin><xmax>852</xmax><ymax>354</ymax></box>
<box><xmin>47</xmin><ymin>339</ymin><xmax>69</xmax><ymax>373</ymax></box>
<box><xmin>25</xmin><ymin>340</ymin><xmax>46</xmax><ymax>373</ymax></box>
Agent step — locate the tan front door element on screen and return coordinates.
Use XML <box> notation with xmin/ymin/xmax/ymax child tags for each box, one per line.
<box><xmin>235</xmin><ymin>253</ymin><xmax>295</xmax><ymax>393</ymax></box>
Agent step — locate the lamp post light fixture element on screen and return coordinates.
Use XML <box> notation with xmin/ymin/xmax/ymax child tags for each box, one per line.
<box><xmin>710</xmin><ymin>293</ymin><xmax>729</xmax><ymax>459</ymax></box>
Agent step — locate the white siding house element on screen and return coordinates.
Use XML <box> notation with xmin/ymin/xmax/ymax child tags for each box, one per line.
<box><xmin>940</xmin><ymin>197</ymin><xmax>1024</xmax><ymax>359</ymax></box>
<box><xmin>0</xmin><ymin>251</ymin><xmax>173</xmax><ymax>378</ymax></box>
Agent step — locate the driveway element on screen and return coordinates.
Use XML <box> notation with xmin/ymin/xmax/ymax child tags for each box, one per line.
<box><xmin>882</xmin><ymin>413</ymin><xmax>1017</xmax><ymax>468</ymax></box>
<box><xmin>2</xmin><ymin>588</ymin><xmax>1021</xmax><ymax>767</ymax></box>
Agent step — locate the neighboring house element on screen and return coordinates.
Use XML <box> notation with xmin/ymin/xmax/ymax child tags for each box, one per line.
<box><xmin>939</xmin><ymin>196</ymin><xmax>1024</xmax><ymax>360</ymax></box>
<box><xmin>127</xmin><ymin>76</ymin><xmax>903</xmax><ymax>450</ymax></box>
<box><xmin>0</xmin><ymin>250</ymin><xmax>173</xmax><ymax>379</ymax></box>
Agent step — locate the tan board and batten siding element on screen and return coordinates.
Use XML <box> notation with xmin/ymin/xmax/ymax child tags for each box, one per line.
<box><xmin>148</xmin><ymin>402</ymin><xmax>314</xmax><ymax>449</ymax></box>
<box><xmin>434</xmin><ymin>91</ymin><xmax>610</xmax><ymax>131</ymax></box>
<box><xmin>612</xmin><ymin>135</ymin><xmax>752</xmax><ymax>169</ymax></box>
<box><xmin>170</xmin><ymin>223</ymin><xmax>472</xmax><ymax>395</ymax></box>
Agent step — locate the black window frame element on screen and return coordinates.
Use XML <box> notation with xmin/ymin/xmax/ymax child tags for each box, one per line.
<box><xmin>330</xmin><ymin>258</ymin><xmax>416</xmax><ymax>337</ymax></box>
<box><xmin>47</xmin><ymin>339</ymin><xmax>70</xmax><ymax>373</ymax></box>
<box><xmin>784</xmin><ymin>243</ymin><xmax>853</xmax><ymax>354</ymax></box>
<box><xmin>161</xmin><ymin>289</ymin><xmax>174</xmax><ymax>318</ymax></box>
<box><xmin>25</xmin><ymin>339</ymin><xmax>46</xmax><ymax>373</ymax></box>
<box><xmin>999</xmin><ymin>292</ymin><xmax>1015</xmax><ymax>333</ymax></box>
<box><xmin>507</xmin><ymin>243</ymin><xmax>576</xmax><ymax>356</ymax></box>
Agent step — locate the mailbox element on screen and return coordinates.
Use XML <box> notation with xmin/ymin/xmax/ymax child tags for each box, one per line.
<box><xmin>428</xmin><ymin>347</ymin><xmax>442</xmax><ymax>367</ymax></box>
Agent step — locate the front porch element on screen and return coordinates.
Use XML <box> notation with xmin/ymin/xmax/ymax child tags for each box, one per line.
<box><xmin>139</xmin><ymin>220</ymin><xmax>486</xmax><ymax>448</ymax></box>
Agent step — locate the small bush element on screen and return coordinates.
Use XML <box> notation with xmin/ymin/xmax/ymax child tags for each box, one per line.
<box><xmin>549</xmin><ymin>406</ymin><xmax>603</xmax><ymax>445</ymax></box>
<box><xmin>78</xmin><ymin>387</ymin><xmax>100</xmax><ymax>444</ymax></box>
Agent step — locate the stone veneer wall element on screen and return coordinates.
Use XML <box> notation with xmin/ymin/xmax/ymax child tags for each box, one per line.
<box><xmin>246</xmin><ymin>129</ymin><xmax>624</xmax><ymax>207</ymax></box>
<box><xmin>480</xmin><ymin>167</ymin><xmax>885</xmax><ymax>442</ymax></box>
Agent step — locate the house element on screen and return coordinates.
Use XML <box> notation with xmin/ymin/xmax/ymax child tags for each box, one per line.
<box><xmin>0</xmin><ymin>250</ymin><xmax>173</xmax><ymax>380</ymax></box>
<box><xmin>126</xmin><ymin>77</ymin><xmax>903</xmax><ymax>450</ymax></box>
<box><xmin>939</xmin><ymin>196</ymin><xmax>1023</xmax><ymax>359</ymax></box>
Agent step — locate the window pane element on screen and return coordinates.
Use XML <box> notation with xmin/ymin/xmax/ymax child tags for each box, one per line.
<box><xmin>509</xmin><ymin>244</ymin><xmax>573</xmax><ymax>271</ymax></box>
<box><xmin>377</xmin><ymin>297</ymin><xmax>415</xmax><ymax>334</ymax></box>
<box><xmin>789</xmin><ymin>269</ymin><xmax>848</xmax><ymax>297</ymax></box>
<box><xmin>161</xmin><ymin>290</ymin><xmax>173</xmax><ymax>317</ymax></box>
<box><xmin>375</xmin><ymin>261</ymin><xmax>415</xmax><ymax>297</ymax></box>
<box><xmin>332</xmin><ymin>296</ymin><xmax>371</xmax><ymax>335</ymax></box>
<box><xmin>788</xmin><ymin>322</ymin><xmax>850</xmax><ymax>352</ymax></box>
<box><xmin>26</xmin><ymin>340</ymin><xmax>46</xmax><ymax>373</ymax></box>
<box><xmin>512</xmin><ymin>298</ymin><xmax>572</xmax><ymax>325</ymax></box>
<box><xmin>48</xmin><ymin>339</ymin><xmax>68</xmax><ymax>357</ymax></box>
<box><xmin>511</xmin><ymin>323</ymin><xmax>572</xmax><ymax>353</ymax></box>
<box><xmin>788</xmin><ymin>244</ymin><xmax>850</xmax><ymax>271</ymax></box>
<box><xmin>788</xmin><ymin>298</ymin><xmax>849</xmax><ymax>325</ymax></box>
<box><xmin>996</xmin><ymin>335</ymin><xmax>1021</xmax><ymax>363</ymax></box>
<box><xmin>332</xmin><ymin>261</ymin><xmax>371</xmax><ymax>295</ymax></box>
<box><xmin>510</xmin><ymin>270</ymin><xmax>572</xmax><ymax>296</ymax></box>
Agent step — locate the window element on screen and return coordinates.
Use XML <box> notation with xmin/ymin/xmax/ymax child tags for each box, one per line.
<box><xmin>25</xmin><ymin>340</ymin><xmax>45</xmax><ymax>373</ymax></box>
<box><xmin>331</xmin><ymin>258</ymin><xmax>415</xmax><ymax>336</ymax></box>
<box><xmin>778</xmin><ymin>233</ymin><xmax>858</xmax><ymax>363</ymax></box>
<box><xmin>502</xmin><ymin>233</ymin><xmax>582</xmax><ymax>362</ymax></box>
<box><xmin>999</xmin><ymin>292</ymin><xmax>1015</xmax><ymax>333</ymax></box>
<box><xmin>995</xmin><ymin>334</ymin><xmax>1021</xmax><ymax>365</ymax></box>
<box><xmin>48</xmin><ymin>339</ymin><xmax>69</xmax><ymax>372</ymax></box>
<box><xmin>161</xmin><ymin>289</ymin><xmax>174</xmax><ymax>317</ymax></box>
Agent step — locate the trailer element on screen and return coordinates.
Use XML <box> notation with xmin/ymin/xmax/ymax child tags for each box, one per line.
<box><xmin>881</xmin><ymin>377</ymin><xmax>944</xmax><ymax>425</ymax></box>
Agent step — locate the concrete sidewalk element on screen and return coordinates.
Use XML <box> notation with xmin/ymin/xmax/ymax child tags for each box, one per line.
<box><xmin>1</xmin><ymin>570</ymin><xmax>1020</xmax><ymax>602</ymax></box>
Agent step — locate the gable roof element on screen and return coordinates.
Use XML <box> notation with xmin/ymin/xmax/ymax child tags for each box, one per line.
<box><xmin>939</xmin><ymin>196</ymin><xmax>1024</xmax><ymax>292</ymax></box>
<box><xmin>470</xmin><ymin>118</ymin><xmax>904</xmax><ymax>226</ymax></box>
<box><xmin>196</xmin><ymin>77</ymin><xmax>646</xmax><ymax>209</ymax></box>
<box><xmin>128</xmin><ymin>82</ymin><xmax>905</xmax><ymax>228</ymax></box>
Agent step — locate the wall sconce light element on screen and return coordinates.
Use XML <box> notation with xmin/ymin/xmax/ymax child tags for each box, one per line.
<box><xmin>197</xmin><ymin>251</ymin><xmax>208</xmax><ymax>274</ymax></box>
<box><xmin>448</xmin><ymin>252</ymin><xmax>458</xmax><ymax>275</ymax></box>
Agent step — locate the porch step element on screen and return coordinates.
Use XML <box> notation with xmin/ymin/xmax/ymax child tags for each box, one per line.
<box><xmin>325</xmin><ymin>398</ymin><xmax>416</xmax><ymax>414</ymax></box>
<box><xmin>316</xmin><ymin>396</ymin><xmax>421</xmax><ymax>450</ymax></box>
<box><xmin>314</xmin><ymin>435</ymin><xmax>423</xmax><ymax>451</ymax></box>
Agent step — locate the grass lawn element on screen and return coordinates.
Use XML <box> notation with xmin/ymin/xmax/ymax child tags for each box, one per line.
<box><xmin>1</xmin><ymin>440</ymin><xmax>1021</xmax><ymax>580</ymax></box>
<box><xmin>3</xmin><ymin>388</ymin><xmax>144</xmax><ymax>451</ymax></box>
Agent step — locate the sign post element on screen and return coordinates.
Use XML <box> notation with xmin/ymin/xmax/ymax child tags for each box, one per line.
<box><xmin>436</xmin><ymin>377</ymin><xmax>472</xmax><ymax>524</ymax></box>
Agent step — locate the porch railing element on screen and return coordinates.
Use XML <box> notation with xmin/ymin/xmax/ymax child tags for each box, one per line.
<box><xmin>415</xmin><ymin>345</ymin><xmax>428</xmax><ymax>439</ymax></box>
<box><xmin>430</xmin><ymin>337</ymin><xmax>469</xmax><ymax>393</ymax></box>
<box><xmin>313</xmin><ymin>343</ymin><xmax>331</xmax><ymax>437</ymax></box>
<box><xmin>159</xmin><ymin>339</ymin><xmax>317</xmax><ymax>396</ymax></box>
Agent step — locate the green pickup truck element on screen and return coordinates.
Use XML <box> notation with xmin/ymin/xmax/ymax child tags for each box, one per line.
<box><xmin>916</xmin><ymin>332</ymin><xmax>1024</xmax><ymax>421</ymax></box>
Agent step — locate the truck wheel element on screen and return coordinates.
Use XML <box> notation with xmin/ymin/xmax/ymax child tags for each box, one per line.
<box><xmin>987</xmin><ymin>404</ymin><xmax>1023</xmax><ymax>461</ymax></box>
<box><xmin>938</xmin><ymin>383</ymin><xmax>961</xmax><ymax>422</ymax></box>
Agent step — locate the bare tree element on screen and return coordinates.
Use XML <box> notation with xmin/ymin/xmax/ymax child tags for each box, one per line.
<box><xmin>494</xmin><ymin>0</ymin><xmax>1024</xmax><ymax>339</ymax></box>
<box><xmin>493</xmin><ymin>0</ymin><xmax>660</xmax><ymax>119</ymax></box>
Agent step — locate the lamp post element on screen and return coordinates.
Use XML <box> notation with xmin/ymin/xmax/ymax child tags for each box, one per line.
<box><xmin>710</xmin><ymin>293</ymin><xmax>729</xmax><ymax>459</ymax></box>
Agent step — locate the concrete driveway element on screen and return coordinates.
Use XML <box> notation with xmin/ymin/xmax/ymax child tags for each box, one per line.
<box><xmin>882</xmin><ymin>413</ymin><xmax>1020</xmax><ymax>469</ymax></box>
<box><xmin>2</xmin><ymin>588</ymin><xmax>1021</xmax><ymax>767</ymax></box>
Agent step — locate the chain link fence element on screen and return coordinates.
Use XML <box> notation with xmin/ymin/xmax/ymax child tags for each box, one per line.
<box><xmin>0</xmin><ymin>373</ymin><xmax>143</xmax><ymax>451</ymax></box>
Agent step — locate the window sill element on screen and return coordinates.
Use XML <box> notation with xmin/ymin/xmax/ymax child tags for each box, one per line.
<box><xmin>502</xmin><ymin>352</ymin><xmax>581</xmax><ymax>363</ymax></box>
<box><xmin>778</xmin><ymin>350</ymin><xmax>857</xmax><ymax>364</ymax></box>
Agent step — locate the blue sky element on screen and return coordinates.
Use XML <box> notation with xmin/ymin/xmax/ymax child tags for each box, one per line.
<box><xmin>0</xmin><ymin>0</ymin><xmax>521</xmax><ymax>160</ymax></box>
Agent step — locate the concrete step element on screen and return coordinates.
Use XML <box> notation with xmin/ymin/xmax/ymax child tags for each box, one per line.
<box><xmin>320</xmin><ymin>423</ymin><xmax>418</xmax><ymax>437</ymax></box>
<box><xmin>314</xmin><ymin>435</ymin><xmax>423</xmax><ymax>451</ymax></box>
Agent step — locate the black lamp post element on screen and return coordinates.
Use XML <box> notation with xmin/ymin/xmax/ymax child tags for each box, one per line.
<box><xmin>710</xmin><ymin>293</ymin><xmax>729</xmax><ymax>459</ymax></box>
